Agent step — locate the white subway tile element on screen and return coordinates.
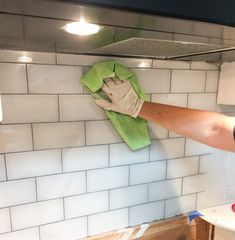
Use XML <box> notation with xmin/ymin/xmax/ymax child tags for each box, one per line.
<box><xmin>185</xmin><ymin>138</ymin><xmax>219</xmax><ymax>156</ymax></box>
<box><xmin>199</xmin><ymin>152</ymin><xmax>229</xmax><ymax>173</ymax></box>
<box><xmin>148</xmin><ymin>122</ymin><xmax>168</xmax><ymax>140</ymax></box>
<box><xmin>0</xmin><ymin>228</ymin><xmax>39</xmax><ymax>240</ymax></box>
<box><xmin>0</xmin><ymin>208</ymin><xmax>11</xmax><ymax>234</ymax></box>
<box><xmin>129</xmin><ymin>201</ymin><xmax>164</xmax><ymax>226</ymax></box>
<box><xmin>150</xmin><ymin>138</ymin><xmax>185</xmax><ymax>161</ymax></box>
<box><xmin>197</xmin><ymin>189</ymin><xmax>225</xmax><ymax>209</ymax></box>
<box><xmin>110</xmin><ymin>185</ymin><xmax>148</xmax><ymax>210</ymax></box>
<box><xmin>27</xmin><ymin>64</ymin><xmax>83</xmax><ymax>94</ymax></box>
<box><xmin>86</xmin><ymin>120</ymin><xmax>122</xmax><ymax>146</ymax></box>
<box><xmin>149</xmin><ymin>179</ymin><xmax>182</xmax><ymax>201</ymax></box>
<box><xmin>190</xmin><ymin>61</ymin><xmax>219</xmax><ymax>70</ymax></box>
<box><xmin>33</xmin><ymin>122</ymin><xmax>85</xmax><ymax>150</ymax></box>
<box><xmin>165</xmin><ymin>194</ymin><xmax>196</xmax><ymax>218</ymax></box>
<box><xmin>87</xmin><ymin>166</ymin><xmax>128</xmax><ymax>192</ymax></box>
<box><xmin>132</xmin><ymin>69</ymin><xmax>170</xmax><ymax>93</ymax></box>
<box><xmin>171</xmin><ymin>70</ymin><xmax>206</xmax><ymax>93</ymax></box>
<box><xmin>57</xmin><ymin>53</ymin><xmax>152</xmax><ymax>68</ymax></box>
<box><xmin>88</xmin><ymin>208</ymin><xmax>128</xmax><ymax>236</ymax></box>
<box><xmin>0</xmin><ymin>155</ymin><xmax>6</xmax><ymax>181</ymax></box>
<box><xmin>153</xmin><ymin>60</ymin><xmax>190</xmax><ymax>69</ymax></box>
<box><xmin>1</xmin><ymin>95</ymin><xmax>58</xmax><ymax>124</ymax></box>
<box><xmin>11</xmin><ymin>199</ymin><xmax>64</xmax><ymax>230</ymax></box>
<box><xmin>65</xmin><ymin>191</ymin><xmax>108</xmax><ymax>218</ymax></box>
<box><xmin>109</xmin><ymin>143</ymin><xmax>149</xmax><ymax>166</ymax></box>
<box><xmin>151</xmin><ymin>93</ymin><xmax>188</xmax><ymax>107</ymax></box>
<box><xmin>0</xmin><ymin>50</ymin><xmax>56</xmax><ymax>64</ymax></box>
<box><xmin>6</xmin><ymin>150</ymin><xmax>62</xmax><ymax>180</ymax></box>
<box><xmin>182</xmin><ymin>172</ymin><xmax>227</xmax><ymax>195</ymax></box>
<box><xmin>37</xmin><ymin>172</ymin><xmax>86</xmax><ymax>200</ymax></box>
<box><xmin>40</xmin><ymin>217</ymin><xmax>87</xmax><ymax>240</ymax></box>
<box><xmin>63</xmin><ymin>145</ymin><xmax>108</xmax><ymax>172</ymax></box>
<box><xmin>167</xmin><ymin>156</ymin><xmax>199</xmax><ymax>178</ymax></box>
<box><xmin>0</xmin><ymin>179</ymin><xmax>36</xmax><ymax>208</ymax></box>
<box><xmin>0</xmin><ymin>63</ymin><xmax>27</xmax><ymax>93</ymax></box>
<box><xmin>182</xmin><ymin>174</ymin><xmax>208</xmax><ymax>195</ymax></box>
<box><xmin>205</xmin><ymin>71</ymin><xmax>219</xmax><ymax>92</ymax></box>
<box><xmin>188</xmin><ymin>93</ymin><xmax>219</xmax><ymax>111</ymax></box>
<box><xmin>59</xmin><ymin>95</ymin><xmax>106</xmax><ymax>121</ymax></box>
<box><xmin>0</xmin><ymin>124</ymin><xmax>33</xmax><ymax>153</ymax></box>
<box><xmin>130</xmin><ymin>161</ymin><xmax>166</xmax><ymax>185</ymax></box>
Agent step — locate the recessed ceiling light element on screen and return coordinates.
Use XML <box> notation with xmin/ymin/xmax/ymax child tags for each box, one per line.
<box><xmin>64</xmin><ymin>19</ymin><xmax>100</xmax><ymax>36</ymax></box>
<box><xmin>18</xmin><ymin>55</ymin><xmax>32</xmax><ymax>63</ymax></box>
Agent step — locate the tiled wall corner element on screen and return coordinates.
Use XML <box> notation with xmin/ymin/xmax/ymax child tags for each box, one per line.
<box><xmin>0</xmin><ymin>49</ymin><xmax>233</xmax><ymax>239</ymax></box>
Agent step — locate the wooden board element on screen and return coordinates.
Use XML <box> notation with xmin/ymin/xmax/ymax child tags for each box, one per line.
<box><xmin>83</xmin><ymin>215</ymin><xmax>212</xmax><ymax>240</ymax></box>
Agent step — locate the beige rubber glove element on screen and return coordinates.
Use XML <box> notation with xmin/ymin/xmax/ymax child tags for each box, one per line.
<box><xmin>95</xmin><ymin>77</ymin><xmax>144</xmax><ymax>118</ymax></box>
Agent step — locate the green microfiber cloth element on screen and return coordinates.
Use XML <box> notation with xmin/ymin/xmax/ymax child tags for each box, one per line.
<box><xmin>80</xmin><ymin>60</ymin><xmax>151</xmax><ymax>150</ymax></box>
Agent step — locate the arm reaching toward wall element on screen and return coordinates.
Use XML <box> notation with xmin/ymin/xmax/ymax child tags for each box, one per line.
<box><xmin>95</xmin><ymin>78</ymin><xmax>235</xmax><ymax>152</ymax></box>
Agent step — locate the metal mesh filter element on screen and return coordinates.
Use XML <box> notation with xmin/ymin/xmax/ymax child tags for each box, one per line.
<box><xmin>89</xmin><ymin>38</ymin><xmax>231</xmax><ymax>59</ymax></box>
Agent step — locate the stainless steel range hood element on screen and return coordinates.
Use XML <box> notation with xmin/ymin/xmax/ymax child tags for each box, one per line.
<box><xmin>1</xmin><ymin>0</ymin><xmax>235</xmax><ymax>62</ymax></box>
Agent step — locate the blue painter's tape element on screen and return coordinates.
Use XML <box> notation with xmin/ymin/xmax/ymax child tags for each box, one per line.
<box><xmin>187</xmin><ymin>210</ymin><xmax>204</xmax><ymax>224</ymax></box>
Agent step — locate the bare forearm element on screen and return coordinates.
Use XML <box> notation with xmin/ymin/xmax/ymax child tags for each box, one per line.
<box><xmin>139</xmin><ymin>101</ymin><xmax>235</xmax><ymax>152</ymax></box>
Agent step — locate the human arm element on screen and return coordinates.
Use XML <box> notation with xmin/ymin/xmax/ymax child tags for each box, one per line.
<box><xmin>139</xmin><ymin>101</ymin><xmax>235</xmax><ymax>152</ymax></box>
<box><xmin>95</xmin><ymin>78</ymin><xmax>235</xmax><ymax>152</ymax></box>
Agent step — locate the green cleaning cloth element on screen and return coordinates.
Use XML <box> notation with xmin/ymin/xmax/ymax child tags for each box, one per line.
<box><xmin>80</xmin><ymin>60</ymin><xmax>151</xmax><ymax>150</ymax></box>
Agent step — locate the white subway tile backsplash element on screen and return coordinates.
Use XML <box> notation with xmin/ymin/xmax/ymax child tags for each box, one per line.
<box><xmin>188</xmin><ymin>93</ymin><xmax>219</xmax><ymax>111</ymax></box>
<box><xmin>59</xmin><ymin>95</ymin><xmax>106</xmax><ymax>121</ymax></box>
<box><xmin>199</xmin><ymin>152</ymin><xmax>229</xmax><ymax>173</ymax></box>
<box><xmin>130</xmin><ymin>161</ymin><xmax>166</xmax><ymax>185</ymax></box>
<box><xmin>63</xmin><ymin>145</ymin><xmax>108</xmax><ymax>172</ymax></box>
<box><xmin>0</xmin><ymin>50</ymin><xmax>56</xmax><ymax>64</ymax></box>
<box><xmin>165</xmin><ymin>194</ymin><xmax>196</xmax><ymax>218</ymax></box>
<box><xmin>88</xmin><ymin>208</ymin><xmax>128</xmax><ymax>236</ymax></box>
<box><xmin>109</xmin><ymin>143</ymin><xmax>149</xmax><ymax>166</ymax></box>
<box><xmin>0</xmin><ymin>155</ymin><xmax>6</xmax><ymax>181</ymax></box>
<box><xmin>129</xmin><ymin>201</ymin><xmax>164</xmax><ymax>226</ymax></box>
<box><xmin>167</xmin><ymin>156</ymin><xmax>199</xmax><ymax>178</ymax></box>
<box><xmin>0</xmin><ymin>63</ymin><xmax>27</xmax><ymax>94</ymax></box>
<box><xmin>197</xmin><ymin>189</ymin><xmax>225</xmax><ymax>209</ymax></box>
<box><xmin>37</xmin><ymin>172</ymin><xmax>86</xmax><ymax>200</ymax></box>
<box><xmin>185</xmin><ymin>138</ymin><xmax>218</xmax><ymax>156</ymax></box>
<box><xmin>205</xmin><ymin>71</ymin><xmax>219</xmax><ymax>92</ymax></box>
<box><xmin>65</xmin><ymin>191</ymin><xmax>108</xmax><ymax>218</ymax></box>
<box><xmin>1</xmin><ymin>95</ymin><xmax>58</xmax><ymax>124</ymax></box>
<box><xmin>86</xmin><ymin>120</ymin><xmax>122</xmax><ymax>146</ymax></box>
<box><xmin>150</xmin><ymin>138</ymin><xmax>185</xmax><ymax>161</ymax></box>
<box><xmin>0</xmin><ymin>124</ymin><xmax>33</xmax><ymax>153</ymax></box>
<box><xmin>40</xmin><ymin>217</ymin><xmax>87</xmax><ymax>240</ymax></box>
<box><xmin>0</xmin><ymin>208</ymin><xmax>11</xmax><ymax>234</ymax></box>
<box><xmin>153</xmin><ymin>60</ymin><xmax>190</xmax><ymax>69</ymax></box>
<box><xmin>6</xmin><ymin>150</ymin><xmax>62</xmax><ymax>180</ymax></box>
<box><xmin>0</xmin><ymin>179</ymin><xmax>36</xmax><ymax>208</ymax></box>
<box><xmin>33</xmin><ymin>122</ymin><xmax>85</xmax><ymax>150</ymax></box>
<box><xmin>133</xmin><ymin>69</ymin><xmax>170</xmax><ymax>93</ymax></box>
<box><xmin>171</xmin><ymin>70</ymin><xmax>206</xmax><ymax>93</ymax></box>
<box><xmin>87</xmin><ymin>166</ymin><xmax>128</xmax><ymax>192</ymax></box>
<box><xmin>149</xmin><ymin>179</ymin><xmax>182</xmax><ymax>201</ymax></box>
<box><xmin>0</xmin><ymin>228</ymin><xmax>39</xmax><ymax>240</ymax></box>
<box><xmin>110</xmin><ymin>185</ymin><xmax>148</xmax><ymax>210</ymax></box>
<box><xmin>11</xmin><ymin>199</ymin><xmax>64</xmax><ymax>230</ymax></box>
<box><xmin>57</xmin><ymin>53</ymin><xmax>152</xmax><ymax>68</ymax></box>
<box><xmin>151</xmin><ymin>94</ymin><xmax>188</xmax><ymax>107</ymax></box>
<box><xmin>190</xmin><ymin>61</ymin><xmax>219</xmax><ymax>70</ymax></box>
<box><xmin>148</xmin><ymin>122</ymin><xmax>168</xmax><ymax>140</ymax></box>
<box><xmin>27</xmin><ymin>64</ymin><xmax>83</xmax><ymax>94</ymax></box>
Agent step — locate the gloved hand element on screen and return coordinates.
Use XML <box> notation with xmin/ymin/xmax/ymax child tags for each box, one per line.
<box><xmin>95</xmin><ymin>77</ymin><xmax>144</xmax><ymax>118</ymax></box>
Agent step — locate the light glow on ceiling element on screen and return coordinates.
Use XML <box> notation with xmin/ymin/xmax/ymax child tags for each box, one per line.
<box><xmin>64</xmin><ymin>19</ymin><xmax>100</xmax><ymax>36</ymax></box>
